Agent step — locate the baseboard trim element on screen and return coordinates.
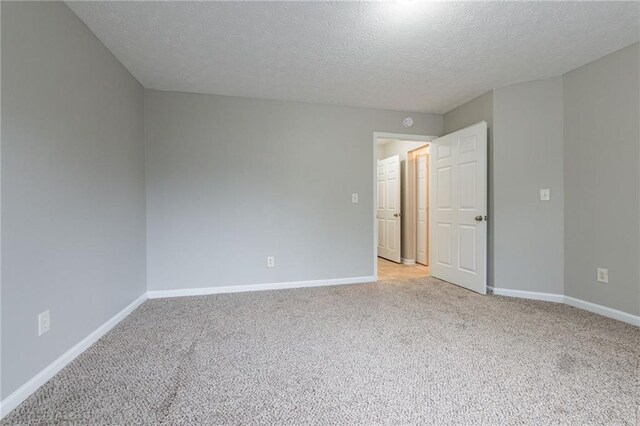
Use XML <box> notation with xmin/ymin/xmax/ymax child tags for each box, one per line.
<box><xmin>2</xmin><ymin>281</ymin><xmax>635</xmax><ymax>420</ymax></box>
<box><xmin>564</xmin><ymin>296</ymin><xmax>639</xmax><ymax>326</ymax></box>
<box><xmin>401</xmin><ymin>258</ymin><xmax>416</xmax><ymax>265</ymax></box>
<box><xmin>489</xmin><ymin>286</ymin><xmax>639</xmax><ymax>326</ymax></box>
<box><xmin>0</xmin><ymin>293</ymin><xmax>147</xmax><ymax>419</ymax></box>
<box><xmin>488</xmin><ymin>286</ymin><xmax>564</xmax><ymax>303</ymax></box>
<box><xmin>147</xmin><ymin>276</ymin><xmax>376</xmax><ymax>299</ymax></box>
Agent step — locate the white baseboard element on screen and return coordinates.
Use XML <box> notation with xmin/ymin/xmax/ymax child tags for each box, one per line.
<box><xmin>564</xmin><ymin>296</ymin><xmax>639</xmax><ymax>326</ymax></box>
<box><xmin>2</xmin><ymin>280</ymin><xmax>635</xmax><ymax>420</ymax></box>
<box><xmin>147</xmin><ymin>276</ymin><xmax>376</xmax><ymax>299</ymax></box>
<box><xmin>488</xmin><ymin>286</ymin><xmax>564</xmax><ymax>303</ymax></box>
<box><xmin>0</xmin><ymin>293</ymin><xmax>147</xmax><ymax>419</ymax></box>
<box><xmin>401</xmin><ymin>258</ymin><xmax>416</xmax><ymax>265</ymax></box>
<box><xmin>489</xmin><ymin>286</ymin><xmax>639</xmax><ymax>326</ymax></box>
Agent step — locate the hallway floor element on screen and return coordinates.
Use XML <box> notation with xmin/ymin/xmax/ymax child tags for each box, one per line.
<box><xmin>377</xmin><ymin>257</ymin><xmax>429</xmax><ymax>281</ymax></box>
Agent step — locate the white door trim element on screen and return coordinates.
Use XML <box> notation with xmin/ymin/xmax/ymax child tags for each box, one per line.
<box><xmin>373</xmin><ymin>132</ymin><xmax>435</xmax><ymax>280</ymax></box>
<box><xmin>488</xmin><ymin>287</ymin><xmax>640</xmax><ymax>326</ymax></box>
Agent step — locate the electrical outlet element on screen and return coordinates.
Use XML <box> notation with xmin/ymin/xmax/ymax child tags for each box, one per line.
<box><xmin>267</xmin><ymin>256</ymin><xmax>275</xmax><ymax>268</ymax></box>
<box><xmin>540</xmin><ymin>188</ymin><xmax>550</xmax><ymax>201</ymax></box>
<box><xmin>596</xmin><ymin>268</ymin><xmax>608</xmax><ymax>283</ymax></box>
<box><xmin>38</xmin><ymin>310</ymin><xmax>50</xmax><ymax>336</ymax></box>
<box><xmin>352</xmin><ymin>193</ymin><xmax>359</xmax><ymax>203</ymax></box>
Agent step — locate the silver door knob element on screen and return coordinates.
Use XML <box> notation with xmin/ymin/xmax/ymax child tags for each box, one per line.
<box><xmin>393</xmin><ymin>213</ymin><xmax>400</xmax><ymax>217</ymax></box>
<box><xmin>475</xmin><ymin>215</ymin><xmax>483</xmax><ymax>222</ymax></box>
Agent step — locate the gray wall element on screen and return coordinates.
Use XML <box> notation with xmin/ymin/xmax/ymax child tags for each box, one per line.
<box><xmin>378</xmin><ymin>140</ymin><xmax>431</xmax><ymax>261</ymax></box>
<box><xmin>563</xmin><ymin>43</ymin><xmax>640</xmax><ymax>315</ymax></box>
<box><xmin>493</xmin><ymin>77</ymin><xmax>565</xmax><ymax>294</ymax></box>
<box><xmin>1</xmin><ymin>1</ymin><xmax>146</xmax><ymax>398</ymax></box>
<box><xmin>145</xmin><ymin>89</ymin><xmax>442</xmax><ymax>291</ymax></box>
<box><xmin>444</xmin><ymin>45</ymin><xmax>640</xmax><ymax>318</ymax></box>
<box><xmin>443</xmin><ymin>91</ymin><xmax>494</xmax><ymax>135</ymax></box>
<box><xmin>443</xmin><ymin>91</ymin><xmax>494</xmax><ymax>286</ymax></box>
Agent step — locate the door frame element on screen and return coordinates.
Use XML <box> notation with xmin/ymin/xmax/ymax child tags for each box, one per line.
<box><xmin>373</xmin><ymin>132</ymin><xmax>435</xmax><ymax>280</ymax></box>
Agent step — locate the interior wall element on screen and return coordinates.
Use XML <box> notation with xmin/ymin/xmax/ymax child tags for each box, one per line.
<box><xmin>1</xmin><ymin>1</ymin><xmax>146</xmax><ymax>398</ymax></box>
<box><xmin>493</xmin><ymin>77</ymin><xmax>565</xmax><ymax>295</ymax></box>
<box><xmin>443</xmin><ymin>91</ymin><xmax>494</xmax><ymax>286</ymax></box>
<box><xmin>145</xmin><ymin>89</ymin><xmax>443</xmax><ymax>291</ymax></box>
<box><xmin>377</xmin><ymin>140</ymin><xmax>430</xmax><ymax>262</ymax></box>
<box><xmin>443</xmin><ymin>92</ymin><xmax>494</xmax><ymax>135</ymax></box>
<box><xmin>563</xmin><ymin>43</ymin><xmax>640</xmax><ymax>316</ymax></box>
<box><xmin>443</xmin><ymin>44</ymin><xmax>639</xmax><ymax>318</ymax></box>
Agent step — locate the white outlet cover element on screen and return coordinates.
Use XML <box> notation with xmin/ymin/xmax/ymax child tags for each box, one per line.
<box><xmin>540</xmin><ymin>188</ymin><xmax>550</xmax><ymax>201</ymax></box>
<box><xmin>596</xmin><ymin>268</ymin><xmax>609</xmax><ymax>283</ymax></box>
<box><xmin>352</xmin><ymin>193</ymin><xmax>358</xmax><ymax>203</ymax></box>
<box><xmin>38</xmin><ymin>310</ymin><xmax>50</xmax><ymax>336</ymax></box>
<box><xmin>267</xmin><ymin>256</ymin><xmax>275</xmax><ymax>267</ymax></box>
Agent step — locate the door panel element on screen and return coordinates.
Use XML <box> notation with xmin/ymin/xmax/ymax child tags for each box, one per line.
<box><xmin>429</xmin><ymin>122</ymin><xmax>487</xmax><ymax>294</ymax></box>
<box><xmin>416</xmin><ymin>153</ymin><xmax>428</xmax><ymax>265</ymax></box>
<box><xmin>437</xmin><ymin>166</ymin><xmax>452</xmax><ymax>208</ymax></box>
<box><xmin>436</xmin><ymin>223</ymin><xmax>452</xmax><ymax>266</ymax></box>
<box><xmin>458</xmin><ymin>225</ymin><xmax>477</xmax><ymax>273</ymax></box>
<box><xmin>377</xmin><ymin>155</ymin><xmax>401</xmax><ymax>263</ymax></box>
<box><xmin>387</xmin><ymin>220</ymin><xmax>396</xmax><ymax>250</ymax></box>
<box><xmin>459</xmin><ymin>162</ymin><xmax>477</xmax><ymax>209</ymax></box>
<box><xmin>377</xmin><ymin>219</ymin><xmax>385</xmax><ymax>249</ymax></box>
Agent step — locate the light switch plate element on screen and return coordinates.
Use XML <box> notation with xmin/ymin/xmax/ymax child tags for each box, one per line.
<box><xmin>540</xmin><ymin>188</ymin><xmax>550</xmax><ymax>201</ymax></box>
<box><xmin>38</xmin><ymin>310</ymin><xmax>50</xmax><ymax>336</ymax></box>
<box><xmin>352</xmin><ymin>193</ymin><xmax>359</xmax><ymax>203</ymax></box>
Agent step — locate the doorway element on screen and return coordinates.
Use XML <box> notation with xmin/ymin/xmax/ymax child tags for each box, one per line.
<box><xmin>373</xmin><ymin>132</ymin><xmax>434</xmax><ymax>281</ymax></box>
<box><xmin>373</xmin><ymin>122</ymin><xmax>488</xmax><ymax>293</ymax></box>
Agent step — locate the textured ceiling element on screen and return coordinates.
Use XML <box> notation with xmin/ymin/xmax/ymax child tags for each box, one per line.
<box><xmin>66</xmin><ymin>1</ymin><xmax>640</xmax><ymax>114</ymax></box>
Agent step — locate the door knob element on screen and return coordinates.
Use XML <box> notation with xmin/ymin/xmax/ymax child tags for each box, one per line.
<box><xmin>393</xmin><ymin>213</ymin><xmax>400</xmax><ymax>217</ymax></box>
<box><xmin>475</xmin><ymin>215</ymin><xmax>483</xmax><ymax>222</ymax></box>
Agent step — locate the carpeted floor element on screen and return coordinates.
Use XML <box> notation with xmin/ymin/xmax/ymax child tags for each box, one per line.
<box><xmin>3</xmin><ymin>277</ymin><xmax>639</xmax><ymax>425</ymax></box>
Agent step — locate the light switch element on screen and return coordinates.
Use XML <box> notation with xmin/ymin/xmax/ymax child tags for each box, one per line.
<box><xmin>540</xmin><ymin>189</ymin><xmax>550</xmax><ymax>201</ymax></box>
<box><xmin>352</xmin><ymin>193</ymin><xmax>359</xmax><ymax>203</ymax></box>
<box><xmin>38</xmin><ymin>310</ymin><xmax>50</xmax><ymax>336</ymax></box>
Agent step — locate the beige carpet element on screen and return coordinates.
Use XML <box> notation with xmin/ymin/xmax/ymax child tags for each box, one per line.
<box><xmin>3</xmin><ymin>277</ymin><xmax>639</xmax><ymax>425</ymax></box>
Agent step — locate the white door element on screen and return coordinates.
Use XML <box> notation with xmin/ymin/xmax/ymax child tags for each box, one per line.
<box><xmin>416</xmin><ymin>153</ymin><xmax>428</xmax><ymax>266</ymax></box>
<box><xmin>377</xmin><ymin>155</ymin><xmax>401</xmax><ymax>263</ymax></box>
<box><xmin>429</xmin><ymin>122</ymin><xmax>487</xmax><ymax>294</ymax></box>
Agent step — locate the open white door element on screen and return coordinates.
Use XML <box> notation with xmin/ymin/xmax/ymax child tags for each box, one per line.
<box><xmin>429</xmin><ymin>122</ymin><xmax>487</xmax><ymax>294</ymax></box>
<box><xmin>416</xmin><ymin>152</ymin><xmax>428</xmax><ymax>266</ymax></box>
<box><xmin>377</xmin><ymin>155</ymin><xmax>401</xmax><ymax>263</ymax></box>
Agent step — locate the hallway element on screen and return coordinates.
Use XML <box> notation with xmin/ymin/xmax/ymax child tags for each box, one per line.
<box><xmin>377</xmin><ymin>258</ymin><xmax>429</xmax><ymax>281</ymax></box>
